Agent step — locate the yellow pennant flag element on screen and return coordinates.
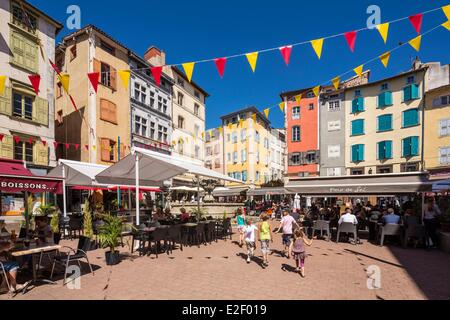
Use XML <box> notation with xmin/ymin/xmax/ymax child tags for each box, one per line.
<box><xmin>239</xmin><ymin>119</ymin><xmax>244</xmax><ymax>127</ymax></box>
<box><xmin>408</xmin><ymin>35</ymin><xmax>422</xmax><ymax>52</ymax></box>
<box><xmin>118</xmin><ymin>70</ymin><xmax>131</xmax><ymax>89</ymax></box>
<box><xmin>172</xmin><ymin>140</ymin><xmax>176</xmax><ymax>146</ymax></box>
<box><xmin>376</xmin><ymin>23</ymin><xmax>389</xmax><ymax>43</ymax></box>
<box><xmin>92</xmin><ymin>145</ymin><xmax>97</xmax><ymax>151</ymax></box>
<box><xmin>59</xmin><ymin>73</ymin><xmax>70</xmax><ymax>94</ymax></box>
<box><xmin>252</xmin><ymin>114</ymin><xmax>257</xmax><ymax>123</ymax></box>
<box><xmin>295</xmin><ymin>95</ymin><xmax>302</xmax><ymax>104</ymax></box>
<box><xmin>218</xmin><ymin>127</ymin><xmax>223</xmax><ymax>135</ymax></box>
<box><xmin>263</xmin><ymin>108</ymin><xmax>270</xmax><ymax>119</ymax></box>
<box><xmin>227</xmin><ymin>123</ymin><xmax>233</xmax><ymax>130</ymax></box>
<box><xmin>379</xmin><ymin>51</ymin><xmax>391</xmax><ymax>68</ymax></box>
<box><xmin>312</xmin><ymin>86</ymin><xmax>320</xmax><ymax>97</ymax></box>
<box><xmin>310</xmin><ymin>38</ymin><xmax>324</xmax><ymax>59</ymax></box>
<box><xmin>331</xmin><ymin>76</ymin><xmax>340</xmax><ymax>90</ymax></box>
<box><xmin>442</xmin><ymin>20</ymin><xmax>450</xmax><ymax>31</ymax></box>
<box><xmin>185</xmin><ymin>137</ymin><xmax>189</xmax><ymax>143</ymax></box>
<box><xmin>279</xmin><ymin>102</ymin><xmax>285</xmax><ymax>113</ymax></box>
<box><xmin>182</xmin><ymin>62</ymin><xmax>195</xmax><ymax>82</ymax></box>
<box><xmin>201</xmin><ymin>132</ymin><xmax>205</xmax><ymax>139</ymax></box>
<box><xmin>353</xmin><ymin>65</ymin><xmax>364</xmax><ymax>77</ymax></box>
<box><xmin>246</xmin><ymin>52</ymin><xmax>259</xmax><ymax>73</ymax></box>
<box><xmin>443</xmin><ymin>5</ymin><xmax>450</xmax><ymax>20</ymax></box>
<box><xmin>0</xmin><ymin>76</ymin><xmax>6</xmax><ymax>96</ymax></box>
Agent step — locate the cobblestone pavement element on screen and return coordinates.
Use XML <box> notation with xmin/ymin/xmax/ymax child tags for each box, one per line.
<box><xmin>2</xmin><ymin>226</ymin><xmax>449</xmax><ymax>300</ymax></box>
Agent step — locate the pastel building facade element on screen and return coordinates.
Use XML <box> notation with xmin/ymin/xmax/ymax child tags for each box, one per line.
<box><xmin>204</xmin><ymin>128</ymin><xmax>224</xmax><ymax>174</ymax></box>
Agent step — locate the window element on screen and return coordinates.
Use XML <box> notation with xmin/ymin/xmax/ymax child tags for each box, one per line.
<box><xmin>378</xmin><ymin>91</ymin><xmax>393</xmax><ymax>108</ymax></box>
<box><xmin>206</xmin><ymin>147</ymin><xmax>212</xmax><ymax>156</ymax></box>
<box><xmin>377</xmin><ymin>141</ymin><xmax>393</xmax><ymax>160</ymax></box>
<box><xmin>290</xmin><ymin>153</ymin><xmax>301</xmax><ymax>165</ymax></box>
<box><xmin>100</xmin><ymin>41</ymin><xmax>115</xmax><ymax>55</ymax></box>
<box><xmin>11</xmin><ymin>3</ymin><xmax>37</xmax><ymax>33</ymax></box>
<box><xmin>158</xmin><ymin>125</ymin><xmax>168</xmax><ymax>143</ymax></box>
<box><xmin>13</xmin><ymin>91</ymin><xmax>33</xmax><ymax>120</ymax></box>
<box><xmin>100</xmin><ymin>99</ymin><xmax>117</xmax><ymax>124</ymax></box>
<box><xmin>401</xmin><ymin>162</ymin><xmax>419</xmax><ymax>172</ymax></box>
<box><xmin>101</xmin><ymin>138</ymin><xmax>115</xmax><ymax>162</ymax></box>
<box><xmin>242</xmin><ymin>171</ymin><xmax>248</xmax><ymax>182</ymax></box>
<box><xmin>177</xmin><ymin>92</ymin><xmax>184</xmax><ymax>105</ymax></box>
<box><xmin>381</xmin><ymin>83</ymin><xmax>389</xmax><ymax>91</ymax></box>
<box><xmin>56</xmin><ymin>110</ymin><xmax>63</xmax><ymax>125</ymax></box>
<box><xmin>328</xmin><ymin>145</ymin><xmax>340</xmax><ymax>158</ymax></box>
<box><xmin>264</xmin><ymin>138</ymin><xmax>269</xmax><ymax>149</ymax></box>
<box><xmin>195</xmin><ymin>145</ymin><xmax>200</xmax><ymax>159</ymax></box>
<box><xmin>439</xmin><ymin>147</ymin><xmax>450</xmax><ymax>165</ymax></box>
<box><xmin>177</xmin><ymin>77</ymin><xmax>184</xmax><ymax>87</ymax></box>
<box><xmin>70</xmin><ymin>45</ymin><xmax>77</xmax><ymax>61</ymax></box>
<box><xmin>433</xmin><ymin>95</ymin><xmax>450</xmax><ymax>107</ymax></box>
<box><xmin>327</xmin><ymin>120</ymin><xmax>341</xmax><ymax>131</ymax></box>
<box><xmin>327</xmin><ymin>168</ymin><xmax>342</xmax><ymax>177</ymax></box>
<box><xmin>149</xmin><ymin>91</ymin><xmax>155</xmax><ymax>108</ymax></box>
<box><xmin>100</xmin><ymin>63</ymin><xmax>111</xmax><ymax>87</ymax></box>
<box><xmin>256</xmin><ymin>151</ymin><xmax>260</xmax><ymax>163</ymax></box>
<box><xmin>233</xmin><ymin>151</ymin><xmax>238</xmax><ymax>163</ymax></box>
<box><xmin>14</xmin><ymin>139</ymin><xmax>33</xmax><ymax>163</ymax></box>
<box><xmin>292</xmin><ymin>106</ymin><xmax>300</xmax><ymax>119</ymax></box>
<box><xmin>351</xmin><ymin>119</ymin><xmax>365</xmax><ymax>136</ymax></box>
<box><xmin>56</xmin><ymin>82</ymin><xmax>63</xmax><ymax>98</ymax></box>
<box><xmin>377</xmin><ymin>114</ymin><xmax>393</xmax><ymax>132</ymax></box>
<box><xmin>351</xmin><ymin>144</ymin><xmax>365</xmax><ymax>162</ymax></box>
<box><xmin>232</xmin><ymin>132</ymin><xmax>238</xmax><ymax>144</ymax></box>
<box><xmin>308</xmin><ymin>103</ymin><xmax>314</xmax><ymax>110</ymax></box>
<box><xmin>403</xmin><ymin>84</ymin><xmax>420</xmax><ymax>101</ymax></box>
<box><xmin>134</xmin><ymin>83</ymin><xmax>147</xmax><ymax>104</ymax></box>
<box><xmin>406</xmin><ymin>76</ymin><xmax>415</xmax><ymax>84</ymax></box>
<box><xmin>351</xmin><ymin>168</ymin><xmax>364</xmax><ymax>175</ymax></box>
<box><xmin>10</xmin><ymin>30</ymin><xmax>38</xmax><ymax>72</ymax></box>
<box><xmin>134</xmin><ymin>115</ymin><xmax>147</xmax><ymax>137</ymax></box>
<box><xmin>241</xmin><ymin>150</ymin><xmax>247</xmax><ymax>162</ymax></box>
<box><xmin>255</xmin><ymin>131</ymin><xmax>260</xmax><ymax>143</ymax></box>
<box><xmin>402</xmin><ymin>136</ymin><xmax>419</xmax><ymax>157</ymax></box>
<box><xmin>440</xmin><ymin>119</ymin><xmax>450</xmax><ymax>136</ymax></box>
<box><xmin>351</xmin><ymin>97</ymin><xmax>364</xmax><ymax>113</ymax></box>
<box><xmin>328</xmin><ymin>100</ymin><xmax>340</xmax><ymax>111</ymax></box>
<box><xmin>194</xmin><ymin>91</ymin><xmax>200</xmax><ymax>99</ymax></box>
<box><xmin>178</xmin><ymin>140</ymin><xmax>184</xmax><ymax>155</ymax></box>
<box><xmin>255</xmin><ymin>171</ymin><xmax>260</xmax><ymax>182</ymax></box>
<box><xmin>178</xmin><ymin>116</ymin><xmax>184</xmax><ymax>129</ymax></box>
<box><xmin>292</xmin><ymin>126</ymin><xmax>300</xmax><ymax>142</ymax></box>
<box><xmin>226</xmin><ymin>134</ymin><xmax>230</xmax><ymax>142</ymax></box>
<box><xmin>377</xmin><ymin>165</ymin><xmax>393</xmax><ymax>174</ymax></box>
<box><xmin>227</xmin><ymin>153</ymin><xmax>231</xmax><ymax>163</ymax></box>
<box><xmin>109</xmin><ymin>141</ymin><xmax>116</xmax><ymax>162</ymax></box>
<box><xmin>194</xmin><ymin>103</ymin><xmax>200</xmax><ymax>116</ymax></box>
<box><xmin>354</xmin><ymin>90</ymin><xmax>361</xmax><ymax>97</ymax></box>
<box><xmin>402</xmin><ymin>109</ymin><xmax>419</xmax><ymax>128</ymax></box>
<box><xmin>149</xmin><ymin>122</ymin><xmax>155</xmax><ymax>139</ymax></box>
<box><xmin>306</xmin><ymin>91</ymin><xmax>314</xmax><ymax>98</ymax></box>
<box><xmin>305</xmin><ymin>151</ymin><xmax>317</xmax><ymax>164</ymax></box>
<box><xmin>240</xmin><ymin>129</ymin><xmax>246</xmax><ymax>141</ymax></box>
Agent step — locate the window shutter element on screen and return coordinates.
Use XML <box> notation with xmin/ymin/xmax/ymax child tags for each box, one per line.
<box><xmin>411</xmin><ymin>84</ymin><xmax>419</xmax><ymax>99</ymax></box>
<box><xmin>110</xmin><ymin>66</ymin><xmax>117</xmax><ymax>90</ymax></box>
<box><xmin>411</xmin><ymin>136</ymin><xmax>419</xmax><ymax>156</ymax></box>
<box><xmin>385</xmin><ymin>141</ymin><xmax>392</xmax><ymax>159</ymax></box>
<box><xmin>351</xmin><ymin>145</ymin><xmax>358</xmax><ymax>162</ymax></box>
<box><xmin>403</xmin><ymin>85</ymin><xmax>412</xmax><ymax>101</ymax></box>
<box><xmin>352</xmin><ymin>98</ymin><xmax>358</xmax><ymax>113</ymax></box>
<box><xmin>11</xmin><ymin>30</ymin><xmax>25</xmax><ymax>67</ymax></box>
<box><xmin>359</xmin><ymin>144</ymin><xmax>365</xmax><ymax>161</ymax></box>
<box><xmin>34</xmin><ymin>97</ymin><xmax>49</xmax><ymax>126</ymax></box>
<box><xmin>358</xmin><ymin>97</ymin><xmax>364</xmax><ymax>112</ymax></box>
<box><xmin>385</xmin><ymin>91</ymin><xmax>392</xmax><ymax>105</ymax></box>
<box><xmin>101</xmin><ymin>138</ymin><xmax>110</xmax><ymax>162</ymax></box>
<box><xmin>402</xmin><ymin>138</ymin><xmax>411</xmax><ymax>157</ymax></box>
<box><xmin>0</xmin><ymin>135</ymin><xmax>14</xmax><ymax>159</ymax></box>
<box><xmin>93</xmin><ymin>58</ymin><xmax>101</xmax><ymax>74</ymax></box>
<box><xmin>24</xmin><ymin>37</ymin><xmax>38</xmax><ymax>72</ymax></box>
<box><xmin>0</xmin><ymin>86</ymin><xmax>12</xmax><ymax>116</ymax></box>
<box><xmin>378</xmin><ymin>92</ymin><xmax>385</xmax><ymax>108</ymax></box>
<box><xmin>377</xmin><ymin>142</ymin><xmax>383</xmax><ymax>160</ymax></box>
<box><xmin>33</xmin><ymin>142</ymin><xmax>48</xmax><ymax>166</ymax></box>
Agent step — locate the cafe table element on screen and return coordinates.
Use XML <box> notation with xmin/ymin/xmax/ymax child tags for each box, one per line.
<box><xmin>12</xmin><ymin>243</ymin><xmax>61</xmax><ymax>294</ymax></box>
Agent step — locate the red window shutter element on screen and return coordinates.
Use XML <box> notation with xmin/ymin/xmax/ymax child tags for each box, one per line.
<box><xmin>101</xmin><ymin>138</ymin><xmax>110</xmax><ymax>162</ymax></box>
<box><xmin>93</xmin><ymin>58</ymin><xmax>101</xmax><ymax>75</ymax></box>
<box><xmin>110</xmin><ymin>66</ymin><xmax>117</xmax><ymax>90</ymax></box>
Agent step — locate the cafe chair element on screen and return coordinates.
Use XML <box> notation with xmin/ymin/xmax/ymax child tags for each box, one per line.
<box><xmin>403</xmin><ymin>223</ymin><xmax>426</xmax><ymax>249</ymax></box>
<box><xmin>311</xmin><ymin>220</ymin><xmax>331</xmax><ymax>241</ymax></box>
<box><xmin>50</xmin><ymin>236</ymin><xmax>94</xmax><ymax>286</ymax></box>
<box><xmin>131</xmin><ymin>229</ymin><xmax>148</xmax><ymax>256</ymax></box>
<box><xmin>167</xmin><ymin>225</ymin><xmax>183</xmax><ymax>254</ymax></box>
<box><xmin>336</xmin><ymin>223</ymin><xmax>358</xmax><ymax>244</ymax></box>
<box><xmin>148</xmin><ymin>228</ymin><xmax>169</xmax><ymax>258</ymax></box>
<box><xmin>0</xmin><ymin>261</ymin><xmax>11</xmax><ymax>295</ymax></box>
<box><xmin>379</xmin><ymin>224</ymin><xmax>402</xmax><ymax>247</ymax></box>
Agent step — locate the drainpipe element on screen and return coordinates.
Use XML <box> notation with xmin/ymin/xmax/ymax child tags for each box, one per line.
<box><xmin>421</xmin><ymin>76</ymin><xmax>426</xmax><ymax>172</ymax></box>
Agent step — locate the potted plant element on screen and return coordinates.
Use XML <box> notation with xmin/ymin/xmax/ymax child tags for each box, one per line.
<box><xmin>191</xmin><ymin>207</ymin><xmax>207</xmax><ymax>221</ymax></box>
<box><xmin>50</xmin><ymin>209</ymin><xmax>61</xmax><ymax>244</ymax></box>
<box><xmin>97</xmin><ymin>213</ymin><xmax>123</xmax><ymax>266</ymax></box>
<box><xmin>223</xmin><ymin>210</ymin><xmax>228</xmax><ymax>220</ymax></box>
<box><xmin>82</xmin><ymin>200</ymin><xmax>97</xmax><ymax>249</ymax></box>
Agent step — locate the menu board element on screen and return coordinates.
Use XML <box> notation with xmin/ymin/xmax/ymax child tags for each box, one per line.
<box><xmin>1</xmin><ymin>194</ymin><xmax>25</xmax><ymax>216</ymax></box>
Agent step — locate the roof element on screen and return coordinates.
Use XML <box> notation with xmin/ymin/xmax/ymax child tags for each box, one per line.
<box><xmin>20</xmin><ymin>0</ymin><xmax>63</xmax><ymax>34</ymax></box>
<box><xmin>219</xmin><ymin>106</ymin><xmax>271</xmax><ymax>127</ymax></box>
<box><xmin>0</xmin><ymin>158</ymin><xmax>33</xmax><ymax>177</ymax></box>
<box><xmin>129</xmin><ymin>51</ymin><xmax>173</xmax><ymax>84</ymax></box>
<box><xmin>426</xmin><ymin>83</ymin><xmax>450</xmax><ymax>95</ymax></box>
<box><xmin>280</xmin><ymin>87</ymin><xmax>314</xmax><ymax>99</ymax></box>
<box><xmin>172</xmin><ymin>66</ymin><xmax>210</xmax><ymax>97</ymax></box>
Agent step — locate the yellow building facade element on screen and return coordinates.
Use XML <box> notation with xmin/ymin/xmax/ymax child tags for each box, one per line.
<box><xmin>221</xmin><ymin>107</ymin><xmax>271</xmax><ymax>188</ymax></box>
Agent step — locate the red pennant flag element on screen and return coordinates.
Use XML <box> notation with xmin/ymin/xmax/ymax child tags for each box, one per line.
<box><xmin>409</xmin><ymin>13</ymin><xmax>423</xmax><ymax>34</ymax></box>
<box><xmin>69</xmin><ymin>95</ymin><xmax>79</xmax><ymax>112</ymax></box>
<box><xmin>279</xmin><ymin>46</ymin><xmax>292</xmax><ymax>66</ymax></box>
<box><xmin>41</xmin><ymin>140</ymin><xmax>47</xmax><ymax>147</ymax></box>
<box><xmin>151</xmin><ymin>66</ymin><xmax>163</xmax><ymax>87</ymax></box>
<box><xmin>0</xmin><ymin>134</ymin><xmax>4</xmax><ymax>142</ymax></box>
<box><xmin>84</xmin><ymin>144</ymin><xmax>89</xmax><ymax>150</ymax></box>
<box><xmin>53</xmin><ymin>142</ymin><xmax>59</xmax><ymax>149</ymax></box>
<box><xmin>14</xmin><ymin>136</ymin><xmax>20</xmax><ymax>144</ymax></box>
<box><xmin>65</xmin><ymin>143</ymin><xmax>70</xmax><ymax>150</ymax></box>
<box><xmin>49</xmin><ymin>59</ymin><xmax>60</xmax><ymax>74</ymax></box>
<box><xmin>75</xmin><ymin>144</ymin><xmax>80</xmax><ymax>150</ymax></box>
<box><xmin>214</xmin><ymin>58</ymin><xmax>227</xmax><ymax>78</ymax></box>
<box><xmin>344</xmin><ymin>31</ymin><xmax>357</xmax><ymax>52</ymax></box>
<box><xmin>29</xmin><ymin>74</ymin><xmax>41</xmax><ymax>94</ymax></box>
<box><xmin>28</xmin><ymin>137</ymin><xmax>33</xmax><ymax>145</ymax></box>
<box><xmin>87</xmin><ymin>72</ymin><xmax>100</xmax><ymax>93</ymax></box>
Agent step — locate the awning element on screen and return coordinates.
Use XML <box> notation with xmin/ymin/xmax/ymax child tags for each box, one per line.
<box><xmin>171</xmin><ymin>186</ymin><xmax>204</xmax><ymax>192</ymax></box>
<box><xmin>108</xmin><ymin>186</ymin><xmax>161</xmax><ymax>192</ymax></box>
<box><xmin>213</xmin><ymin>187</ymin><xmax>248</xmax><ymax>197</ymax></box>
<box><xmin>47</xmin><ymin>159</ymin><xmax>109</xmax><ymax>186</ymax></box>
<box><xmin>285</xmin><ymin>172</ymin><xmax>433</xmax><ymax>195</ymax></box>
<box><xmin>433</xmin><ymin>179</ymin><xmax>450</xmax><ymax>192</ymax></box>
<box><xmin>0</xmin><ymin>175</ymin><xmax>63</xmax><ymax>194</ymax></box>
<box><xmin>247</xmin><ymin>187</ymin><xmax>287</xmax><ymax>196</ymax></box>
<box><xmin>0</xmin><ymin>159</ymin><xmax>33</xmax><ymax>176</ymax></box>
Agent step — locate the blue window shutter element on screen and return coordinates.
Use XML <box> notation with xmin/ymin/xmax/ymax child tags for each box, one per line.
<box><xmin>411</xmin><ymin>84</ymin><xmax>419</xmax><ymax>99</ymax></box>
<box><xmin>403</xmin><ymin>109</ymin><xmax>419</xmax><ymax>127</ymax></box>
<box><xmin>411</xmin><ymin>109</ymin><xmax>419</xmax><ymax>125</ymax></box>
<box><xmin>358</xmin><ymin>144</ymin><xmax>365</xmax><ymax>161</ymax></box>
<box><xmin>378</xmin><ymin>115</ymin><xmax>392</xmax><ymax>131</ymax></box>
<box><xmin>411</xmin><ymin>136</ymin><xmax>419</xmax><ymax>156</ymax></box>
<box><xmin>352</xmin><ymin>99</ymin><xmax>358</xmax><ymax>113</ymax></box>
<box><xmin>352</xmin><ymin>120</ymin><xmax>364</xmax><ymax>135</ymax></box>
<box><xmin>351</xmin><ymin>145</ymin><xmax>358</xmax><ymax>162</ymax></box>
<box><xmin>378</xmin><ymin>93</ymin><xmax>385</xmax><ymax>108</ymax></box>
<box><xmin>377</xmin><ymin>142</ymin><xmax>383</xmax><ymax>160</ymax></box>
<box><xmin>385</xmin><ymin>141</ymin><xmax>392</xmax><ymax>159</ymax></box>
<box><xmin>358</xmin><ymin>97</ymin><xmax>364</xmax><ymax>112</ymax></box>
<box><xmin>404</xmin><ymin>85</ymin><xmax>412</xmax><ymax>101</ymax></box>
<box><xmin>403</xmin><ymin>138</ymin><xmax>411</xmax><ymax>157</ymax></box>
<box><xmin>385</xmin><ymin>92</ymin><xmax>392</xmax><ymax>105</ymax></box>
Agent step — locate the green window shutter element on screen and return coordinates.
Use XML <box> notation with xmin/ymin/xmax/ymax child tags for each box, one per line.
<box><xmin>377</xmin><ymin>142</ymin><xmax>384</xmax><ymax>160</ymax></box>
<box><xmin>0</xmin><ymin>135</ymin><xmax>14</xmax><ymax>159</ymax></box>
<box><xmin>411</xmin><ymin>84</ymin><xmax>420</xmax><ymax>100</ymax></box>
<box><xmin>385</xmin><ymin>141</ymin><xmax>392</xmax><ymax>159</ymax></box>
<box><xmin>0</xmin><ymin>86</ymin><xmax>12</xmax><ymax>116</ymax></box>
<box><xmin>358</xmin><ymin>97</ymin><xmax>364</xmax><ymax>112</ymax></box>
<box><xmin>385</xmin><ymin>91</ymin><xmax>392</xmax><ymax>106</ymax></box>
<box><xmin>411</xmin><ymin>136</ymin><xmax>419</xmax><ymax>156</ymax></box>
<box><xmin>352</xmin><ymin>99</ymin><xmax>358</xmax><ymax>113</ymax></box>
<box><xmin>351</xmin><ymin>119</ymin><xmax>364</xmax><ymax>135</ymax></box>
<box><xmin>403</xmin><ymin>138</ymin><xmax>411</xmax><ymax>157</ymax></box>
<box><xmin>351</xmin><ymin>145</ymin><xmax>358</xmax><ymax>162</ymax></box>
<box><xmin>403</xmin><ymin>85</ymin><xmax>412</xmax><ymax>102</ymax></box>
<box><xmin>378</xmin><ymin>92</ymin><xmax>385</xmax><ymax>108</ymax></box>
<box><xmin>359</xmin><ymin>144</ymin><xmax>365</xmax><ymax>161</ymax></box>
<box><xmin>34</xmin><ymin>97</ymin><xmax>49</xmax><ymax>126</ymax></box>
<box><xmin>403</xmin><ymin>109</ymin><xmax>419</xmax><ymax>127</ymax></box>
<box><xmin>378</xmin><ymin>114</ymin><xmax>392</xmax><ymax>132</ymax></box>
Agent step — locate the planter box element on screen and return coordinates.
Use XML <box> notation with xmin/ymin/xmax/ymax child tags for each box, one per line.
<box><xmin>440</xmin><ymin>232</ymin><xmax>450</xmax><ymax>254</ymax></box>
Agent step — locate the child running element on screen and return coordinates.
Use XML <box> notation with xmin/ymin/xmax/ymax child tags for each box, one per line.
<box><xmin>236</xmin><ymin>208</ymin><xmax>246</xmax><ymax>247</ymax></box>
<box><xmin>274</xmin><ymin>211</ymin><xmax>300</xmax><ymax>258</ymax></box>
<box><xmin>289</xmin><ymin>228</ymin><xmax>313</xmax><ymax>278</ymax></box>
<box><xmin>243</xmin><ymin>219</ymin><xmax>258</xmax><ymax>263</ymax></box>
<box><xmin>258</xmin><ymin>214</ymin><xmax>274</xmax><ymax>267</ymax></box>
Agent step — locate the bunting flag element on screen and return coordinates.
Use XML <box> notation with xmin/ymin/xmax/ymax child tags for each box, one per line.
<box><xmin>379</xmin><ymin>51</ymin><xmax>391</xmax><ymax>68</ymax></box>
<box><xmin>65</xmin><ymin>143</ymin><xmax>70</xmax><ymax>150</ymax></box>
<box><xmin>53</xmin><ymin>142</ymin><xmax>59</xmax><ymax>149</ymax></box>
<box><xmin>408</xmin><ymin>35</ymin><xmax>422</xmax><ymax>52</ymax></box>
<box><xmin>239</xmin><ymin>119</ymin><xmax>244</xmax><ymax>127</ymax></box>
<box><xmin>85</xmin><ymin>144</ymin><xmax>89</xmax><ymax>150</ymax></box>
<box><xmin>332</xmin><ymin>76</ymin><xmax>340</xmax><ymax>90</ymax></box>
<box><xmin>41</xmin><ymin>140</ymin><xmax>47</xmax><ymax>147</ymax></box>
<box><xmin>295</xmin><ymin>95</ymin><xmax>302</xmax><ymax>104</ymax></box>
<box><xmin>344</xmin><ymin>31</ymin><xmax>357</xmax><ymax>52</ymax></box>
<box><xmin>214</xmin><ymin>58</ymin><xmax>227</xmax><ymax>78</ymax></box>
<box><xmin>376</xmin><ymin>23</ymin><xmax>390</xmax><ymax>43</ymax></box>
<box><xmin>279</xmin><ymin>102</ymin><xmax>285</xmax><ymax>113</ymax></box>
<box><xmin>87</xmin><ymin>72</ymin><xmax>99</xmax><ymax>93</ymax></box>
<box><xmin>151</xmin><ymin>66</ymin><xmax>163</xmax><ymax>87</ymax></box>
<box><xmin>310</xmin><ymin>38</ymin><xmax>324</xmax><ymax>59</ymax></box>
<box><xmin>263</xmin><ymin>108</ymin><xmax>270</xmax><ymax>118</ymax></box>
<box><xmin>28</xmin><ymin>137</ymin><xmax>33</xmax><ymax>145</ymax></box>
<box><xmin>59</xmin><ymin>73</ymin><xmax>70</xmax><ymax>94</ymax></box>
<box><xmin>75</xmin><ymin>144</ymin><xmax>80</xmax><ymax>151</ymax></box>
<box><xmin>279</xmin><ymin>46</ymin><xmax>292</xmax><ymax>66</ymax></box>
<box><xmin>443</xmin><ymin>5</ymin><xmax>450</xmax><ymax>20</ymax></box>
<box><xmin>0</xmin><ymin>134</ymin><xmax>4</xmax><ymax>142</ymax></box>
<box><xmin>409</xmin><ymin>13</ymin><xmax>423</xmax><ymax>34</ymax></box>
<box><xmin>92</xmin><ymin>145</ymin><xmax>97</xmax><ymax>151</ymax></box>
<box><xmin>246</xmin><ymin>52</ymin><xmax>259</xmax><ymax>73</ymax></box>
<box><xmin>28</xmin><ymin>74</ymin><xmax>41</xmax><ymax>94</ymax></box>
<box><xmin>0</xmin><ymin>76</ymin><xmax>6</xmax><ymax>96</ymax></box>
<box><xmin>227</xmin><ymin>123</ymin><xmax>233</xmax><ymax>130</ymax></box>
<box><xmin>118</xmin><ymin>70</ymin><xmax>131</xmax><ymax>89</ymax></box>
<box><xmin>312</xmin><ymin>86</ymin><xmax>320</xmax><ymax>97</ymax></box>
<box><xmin>14</xmin><ymin>136</ymin><xmax>20</xmax><ymax>144</ymax></box>
<box><xmin>252</xmin><ymin>114</ymin><xmax>257</xmax><ymax>123</ymax></box>
<box><xmin>182</xmin><ymin>62</ymin><xmax>195</xmax><ymax>82</ymax></box>
<box><xmin>443</xmin><ymin>20</ymin><xmax>450</xmax><ymax>31</ymax></box>
<box><xmin>353</xmin><ymin>65</ymin><xmax>364</xmax><ymax>77</ymax></box>
<box><xmin>201</xmin><ymin>132</ymin><xmax>205</xmax><ymax>140</ymax></box>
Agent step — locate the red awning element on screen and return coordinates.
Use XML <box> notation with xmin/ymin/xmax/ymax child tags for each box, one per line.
<box><xmin>70</xmin><ymin>186</ymin><xmax>109</xmax><ymax>191</ymax></box>
<box><xmin>0</xmin><ymin>176</ymin><xmax>63</xmax><ymax>194</ymax></box>
<box><xmin>108</xmin><ymin>186</ymin><xmax>161</xmax><ymax>192</ymax></box>
<box><xmin>0</xmin><ymin>159</ymin><xmax>33</xmax><ymax>176</ymax></box>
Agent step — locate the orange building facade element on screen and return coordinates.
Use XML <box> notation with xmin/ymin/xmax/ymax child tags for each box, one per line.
<box><xmin>282</xmin><ymin>88</ymin><xmax>320</xmax><ymax>178</ymax></box>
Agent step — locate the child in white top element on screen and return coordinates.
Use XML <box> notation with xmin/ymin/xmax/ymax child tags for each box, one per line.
<box><xmin>243</xmin><ymin>219</ymin><xmax>258</xmax><ymax>264</ymax></box>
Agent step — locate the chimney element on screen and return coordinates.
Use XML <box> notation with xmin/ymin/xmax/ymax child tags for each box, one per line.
<box><xmin>412</xmin><ymin>56</ymin><xmax>422</xmax><ymax>70</ymax></box>
<box><xmin>144</xmin><ymin>46</ymin><xmax>166</xmax><ymax>66</ymax></box>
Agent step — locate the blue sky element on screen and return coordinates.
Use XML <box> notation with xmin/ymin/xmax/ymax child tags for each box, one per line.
<box><xmin>30</xmin><ymin>0</ymin><xmax>450</xmax><ymax>129</ymax></box>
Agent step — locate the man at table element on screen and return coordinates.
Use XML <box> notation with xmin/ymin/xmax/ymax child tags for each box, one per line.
<box><xmin>180</xmin><ymin>208</ymin><xmax>190</xmax><ymax>223</ymax></box>
<box><xmin>338</xmin><ymin>208</ymin><xmax>358</xmax><ymax>225</ymax></box>
<box><xmin>0</xmin><ymin>241</ymin><xmax>25</xmax><ymax>294</ymax></box>
<box><xmin>382</xmin><ymin>208</ymin><xmax>400</xmax><ymax>225</ymax></box>
<box><xmin>34</xmin><ymin>216</ymin><xmax>54</xmax><ymax>245</ymax></box>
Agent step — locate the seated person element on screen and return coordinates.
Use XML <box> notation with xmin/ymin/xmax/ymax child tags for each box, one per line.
<box><xmin>153</xmin><ymin>208</ymin><xmax>166</xmax><ymax>221</ymax></box>
<box><xmin>180</xmin><ymin>208</ymin><xmax>190</xmax><ymax>223</ymax></box>
<box><xmin>34</xmin><ymin>216</ymin><xmax>54</xmax><ymax>245</ymax></box>
<box><xmin>338</xmin><ymin>208</ymin><xmax>358</xmax><ymax>225</ymax></box>
<box><xmin>382</xmin><ymin>208</ymin><xmax>400</xmax><ymax>225</ymax></box>
<box><xmin>0</xmin><ymin>220</ymin><xmax>8</xmax><ymax>234</ymax></box>
<box><xmin>0</xmin><ymin>241</ymin><xmax>24</xmax><ymax>294</ymax></box>
<box><xmin>164</xmin><ymin>208</ymin><xmax>173</xmax><ymax>220</ymax></box>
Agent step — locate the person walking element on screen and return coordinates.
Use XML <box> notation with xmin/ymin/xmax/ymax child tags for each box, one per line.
<box><xmin>243</xmin><ymin>219</ymin><xmax>258</xmax><ymax>264</ymax></box>
<box><xmin>274</xmin><ymin>211</ymin><xmax>300</xmax><ymax>258</ymax></box>
<box><xmin>289</xmin><ymin>228</ymin><xmax>313</xmax><ymax>278</ymax></box>
<box><xmin>423</xmin><ymin>198</ymin><xmax>442</xmax><ymax>249</ymax></box>
<box><xmin>259</xmin><ymin>214</ymin><xmax>273</xmax><ymax>267</ymax></box>
<box><xmin>236</xmin><ymin>208</ymin><xmax>246</xmax><ymax>247</ymax></box>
